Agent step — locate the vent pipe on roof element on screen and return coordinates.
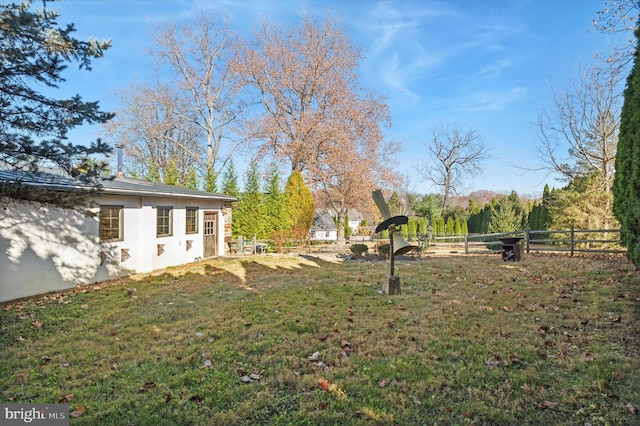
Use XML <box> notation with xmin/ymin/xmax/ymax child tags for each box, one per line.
<box><xmin>115</xmin><ymin>144</ymin><xmax>125</xmax><ymax>178</ymax></box>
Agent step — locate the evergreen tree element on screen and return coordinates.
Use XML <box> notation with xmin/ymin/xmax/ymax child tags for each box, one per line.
<box><xmin>232</xmin><ymin>159</ymin><xmax>267</xmax><ymax>239</ymax></box>
<box><xmin>614</xmin><ymin>28</ymin><xmax>640</xmax><ymax>267</ymax></box>
<box><xmin>145</xmin><ymin>161</ymin><xmax>160</xmax><ymax>183</ymax></box>
<box><xmin>528</xmin><ymin>184</ymin><xmax>552</xmax><ymax>230</ymax></box>
<box><xmin>165</xmin><ymin>157</ymin><xmax>179</xmax><ymax>186</ymax></box>
<box><xmin>486</xmin><ymin>193</ymin><xmax>527</xmax><ymax>234</ymax></box>
<box><xmin>445</xmin><ymin>217</ymin><xmax>454</xmax><ymax>241</ymax></box>
<box><xmin>285</xmin><ymin>171</ymin><xmax>315</xmax><ymax>241</ymax></box>
<box><xmin>344</xmin><ymin>213</ymin><xmax>351</xmax><ymax>237</ymax></box>
<box><xmin>407</xmin><ymin>217</ymin><xmax>418</xmax><ymax>239</ymax></box>
<box><xmin>221</xmin><ymin>160</ymin><xmax>240</xmax><ymax>197</ymax></box>
<box><xmin>263</xmin><ymin>163</ymin><xmax>288</xmax><ymax>234</ymax></box>
<box><xmin>454</xmin><ymin>218</ymin><xmax>462</xmax><ymax>237</ymax></box>
<box><xmin>0</xmin><ymin>0</ymin><xmax>114</xmax><ymax>209</ymax></box>
<box><xmin>205</xmin><ymin>165</ymin><xmax>217</xmax><ymax>193</ymax></box>
<box><xmin>185</xmin><ymin>167</ymin><xmax>198</xmax><ymax>190</ymax></box>
<box><xmin>435</xmin><ymin>217</ymin><xmax>445</xmax><ymax>238</ymax></box>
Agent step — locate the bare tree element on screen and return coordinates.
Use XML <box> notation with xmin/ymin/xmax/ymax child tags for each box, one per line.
<box><xmin>592</xmin><ymin>0</ymin><xmax>638</xmax><ymax>66</ymax></box>
<box><xmin>416</xmin><ymin>123</ymin><xmax>489</xmax><ymax>211</ymax></box>
<box><xmin>239</xmin><ymin>12</ymin><xmax>399</xmax><ymax>236</ymax></box>
<box><xmin>534</xmin><ymin>54</ymin><xmax>624</xmax><ymax>224</ymax></box>
<box><xmin>105</xmin><ymin>80</ymin><xmax>201</xmax><ymax>185</ymax></box>
<box><xmin>150</xmin><ymin>12</ymin><xmax>248</xmax><ymax>190</ymax></box>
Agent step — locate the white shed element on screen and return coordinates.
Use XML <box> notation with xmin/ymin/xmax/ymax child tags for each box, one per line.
<box><xmin>0</xmin><ymin>170</ymin><xmax>236</xmax><ymax>302</ymax></box>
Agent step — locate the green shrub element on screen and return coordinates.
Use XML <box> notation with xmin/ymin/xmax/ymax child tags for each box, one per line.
<box><xmin>376</xmin><ymin>243</ymin><xmax>390</xmax><ymax>257</ymax></box>
<box><xmin>349</xmin><ymin>243</ymin><xmax>368</xmax><ymax>257</ymax></box>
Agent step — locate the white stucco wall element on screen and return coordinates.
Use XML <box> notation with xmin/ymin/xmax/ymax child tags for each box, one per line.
<box><xmin>0</xmin><ymin>194</ymin><xmax>230</xmax><ymax>302</ymax></box>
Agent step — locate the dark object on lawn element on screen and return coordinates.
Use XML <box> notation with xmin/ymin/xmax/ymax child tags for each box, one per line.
<box><xmin>499</xmin><ymin>237</ymin><xmax>523</xmax><ymax>261</ymax></box>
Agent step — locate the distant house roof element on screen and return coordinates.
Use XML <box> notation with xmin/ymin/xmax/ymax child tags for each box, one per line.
<box><xmin>311</xmin><ymin>211</ymin><xmax>337</xmax><ymax>231</ymax></box>
<box><xmin>0</xmin><ymin>169</ymin><xmax>237</xmax><ymax>202</ymax></box>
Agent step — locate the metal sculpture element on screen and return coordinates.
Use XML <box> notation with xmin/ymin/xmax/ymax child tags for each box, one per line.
<box><xmin>372</xmin><ymin>189</ymin><xmax>418</xmax><ymax>294</ymax></box>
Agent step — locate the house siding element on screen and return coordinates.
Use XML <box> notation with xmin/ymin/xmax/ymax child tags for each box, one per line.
<box><xmin>0</xmin><ymin>193</ymin><xmax>230</xmax><ymax>302</ymax></box>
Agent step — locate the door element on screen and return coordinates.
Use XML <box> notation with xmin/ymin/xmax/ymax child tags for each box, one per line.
<box><xmin>203</xmin><ymin>212</ymin><xmax>218</xmax><ymax>258</ymax></box>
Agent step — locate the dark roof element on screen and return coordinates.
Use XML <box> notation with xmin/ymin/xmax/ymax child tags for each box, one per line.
<box><xmin>99</xmin><ymin>175</ymin><xmax>236</xmax><ymax>201</ymax></box>
<box><xmin>0</xmin><ymin>168</ymin><xmax>85</xmax><ymax>189</ymax></box>
<box><xmin>0</xmin><ymin>169</ymin><xmax>237</xmax><ymax>202</ymax></box>
<box><xmin>311</xmin><ymin>211</ymin><xmax>337</xmax><ymax>231</ymax></box>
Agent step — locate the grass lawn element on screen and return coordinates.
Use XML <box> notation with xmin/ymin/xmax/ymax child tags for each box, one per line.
<box><xmin>1</xmin><ymin>252</ymin><xmax>639</xmax><ymax>425</ymax></box>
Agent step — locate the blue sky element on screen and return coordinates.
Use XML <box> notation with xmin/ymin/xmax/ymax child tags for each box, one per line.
<box><xmin>48</xmin><ymin>0</ymin><xmax>625</xmax><ymax>197</ymax></box>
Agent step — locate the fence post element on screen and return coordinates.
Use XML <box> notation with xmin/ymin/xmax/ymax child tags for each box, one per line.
<box><xmin>465</xmin><ymin>234</ymin><xmax>468</xmax><ymax>254</ymax></box>
<box><xmin>526</xmin><ymin>228</ymin><xmax>530</xmax><ymax>254</ymax></box>
<box><xmin>570</xmin><ymin>226</ymin><xmax>575</xmax><ymax>257</ymax></box>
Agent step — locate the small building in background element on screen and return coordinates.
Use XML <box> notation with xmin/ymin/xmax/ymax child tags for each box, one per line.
<box><xmin>309</xmin><ymin>211</ymin><xmax>338</xmax><ymax>241</ymax></box>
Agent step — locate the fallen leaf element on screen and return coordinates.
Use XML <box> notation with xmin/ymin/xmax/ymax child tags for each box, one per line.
<box><xmin>15</xmin><ymin>372</ymin><xmax>26</xmax><ymax>385</ymax></box>
<box><xmin>249</xmin><ymin>373</ymin><xmax>261</xmax><ymax>381</ymax></box>
<box><xmin>31</xmin><ymin>320</ymin><xmax>43</xmax><ymax>328</ymax></box>
<box><xmin>379</xmin><ymin>379</ymin><xmax>387</xmax><ymax>388</ymax></box>
<box><xmin>165</xmin><ymin>391</ymin><xmax>173</xmax><ymax>403</ymax></box>
<box><xmin>240</xmin><ymin>375</ymin><xmax>253</xmax><ymax>383</ymax></box>
<box><xmin>202</xmin><ymin>360</ymin><xmax>212</xmax><ymax>368</ymax></box>
<box><xmin>190</xmin><ymin>395</ymin><xmax>204</xmax><ymax>403</ymax></box>
<box><xmin>584</xmin><ymin>353</ymin><xmax>594</xmax><ymax>361</ymax></box>
<box><xmin>626</xmin><ymin>402</ymin><xmax>637</xmax><ymax>415</ymax></box>
<box><xmin>502</xmin><ymin>306</ymin><xmax>513</xmax><ymax>312</ymax></box>
<box><xmin>80</xmin><ymin>304</ymin><xmax>89</xmax><ymax>310</ymax></box>
<box><xmin>61</xmin><ymin>362</ymin><xmax>70</xmax><ymax>368</ymax></box>
<box><xmin>138</xmin><ymin>382</ymin><xmax>156</xmax><ymax>393</ymax></box>
<box><xmin>59</xmin><ymin>394</ymin><xmax>74</xmax><ymax>403</ymax></box>
<box><xmin>309</xmin><ymin>351</ymin><xmax>321</xmax><ymax>361</ymax></box>
<box><xmin>412</xmin><ymin>396</ymin><xmax>422</xmax><ymax>405</ymax></box>
<box><xmin>509</xmin><ymin>354</ymin><xmax>521</xmax><ymax>364</ymax></box>
<box><xmin>69</xmin><ymin>406</ymin><xmax>86</xmax><ymax>418</ymax></box>
<box><xmin>543</xmin><ymin>400</ymin><xmax>557</xmax><ymax>409</ymax></box>
<box><xmin>318</xmin><ymin>379</ymin><xmax>330</xmax><ymax>391</ymax></box>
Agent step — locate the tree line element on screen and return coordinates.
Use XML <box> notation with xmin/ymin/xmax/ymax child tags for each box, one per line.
<box><xmin>5</xmin><ymin>0</ymin><xmax>640</xmax><ymax>269</ymax></box>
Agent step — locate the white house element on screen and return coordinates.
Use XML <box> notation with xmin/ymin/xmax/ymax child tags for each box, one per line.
<box><xmin>310</xmin><ymin>211</ymin><xmax>338</xmax><ymax>241</ymax></box>
<box><xmin>0</xmin><ymin>170</ymin><xmax>236</xmax><ymax>302</ymax></box>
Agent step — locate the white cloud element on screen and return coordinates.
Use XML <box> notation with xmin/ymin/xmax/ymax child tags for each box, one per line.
<box><xmin>455</xmin><ymin>87</ymin><xmax>528</xmax><ymax>112</ymax></box>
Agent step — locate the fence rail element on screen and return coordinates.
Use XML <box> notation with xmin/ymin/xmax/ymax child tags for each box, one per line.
<box><xmin>457</xmin><ymin>227</ymin><xmax>624</xmax><ymax>256</ymax></box>
<box><xmin>229</xmin><ymin>227</ymin><xmax>625</xmax><ymax>257</ymax></box>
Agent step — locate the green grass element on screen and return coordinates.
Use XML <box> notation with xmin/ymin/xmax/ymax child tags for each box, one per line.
<box><xmin>1</xmin><ymin>253</ymin><xmax>639</xmax><ymax>425</ymax></box>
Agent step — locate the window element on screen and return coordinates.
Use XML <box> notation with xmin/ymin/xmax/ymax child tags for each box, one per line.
<box><xmin>157</xmin><ymin>207</ymin><xmax>173</xmax><ymax>237</ymax></box>
<box><xmin>99</xmin><ymin>206</ymin><xmax>123</xmax><ymax>242</ymax></box>
<box><xmin>186</xmin><ymin>207</ymin><xmax>198</xmax><ymax>234</ymax></box>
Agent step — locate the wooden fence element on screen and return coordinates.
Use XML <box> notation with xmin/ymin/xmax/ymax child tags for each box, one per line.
<box><xmin>229</xmin><ymin>228</ymin><xmax>625</xmax><ymax>257</ymax></box>
<box><xmin>443</xmin><ymin>227</ymin><xmax>625</xmax><ymax>256</ymax></box>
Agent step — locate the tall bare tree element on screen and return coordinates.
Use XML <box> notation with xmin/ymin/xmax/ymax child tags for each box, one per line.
<box><xmin>238</xmin><ymin>12</ymin><xmax>398</xmax><ymax>234</ymax></box>
<box><xmin>149</xmin><ymin>12</ymin><xmax>248</xmax><ymax>191</ymax></box>
<box><xmin>534</xmin><ymin>55</ymin><xmax>624</xmax><ymax>226</ymax></box>
<box><xmin>105</xmin><ymin>80</ymin><xmax>201</xmax><ymax>185</ymax></box>
<box><xmin>416</xmin><ymin>123</ymin><xmax>489</xmax><ymax>211</ymax></box>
